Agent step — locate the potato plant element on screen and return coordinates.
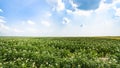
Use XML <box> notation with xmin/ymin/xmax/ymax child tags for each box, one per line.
<box><xmin>0</xmin><ymin>37</ymin><xmax>120</xmax><ymax>68</ymax></box>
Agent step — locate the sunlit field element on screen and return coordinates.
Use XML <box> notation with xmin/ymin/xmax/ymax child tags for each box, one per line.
<box><xmin>0</xmin><ymin>37</ymin><xmax>120</xmax><ymax>68</ymax></box>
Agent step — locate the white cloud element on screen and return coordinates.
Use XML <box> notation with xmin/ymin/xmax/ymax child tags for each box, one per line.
<box><xmin>114</xmin><ymin>0</ymin><xmax>120</xmax><ymax>3</ymax></box>
<box><xmin>69</xmin><ymin>0</ymin><xmax>78</xmax><ymax>8</ymax></box>
<box><xmin>0</xmin><ymin>17</ymin><xmax>24</xmax><ymax>36</ymax></box>
<box><xmin>47</xmin><ymin>0</ymin><xmax>92</xmax><ymax>16</ymax></box>
<box><xmin>95</xmin><ymin>0</ymin><xmax>120</xmax><ymax>17</ymax></box>
<box><xmin>114</xmin><ymin>8</ymin><xmax>120</xmax><ymax>16</ymax></box>
<box><xmin>46</xmin><ymin>12</ymin><xmax>52</xmax><ymax>17</ymax></box>
<box><xmin>46</xmin><ymin>0</ymin><xmax>65</xmax><ymax>12</ymax></box>
<box><xmin>21</xmin><ymin>20</ymin><xmax>36</xmax><ymax>25</ymax></box>
<box><xmin>0</xmin><ymin>22</ymin><xmax>9</xmax><ymax>31</ymax></box>
<box><xmin>66</xmin><ymin>9</ymin><xmax>73</xmax><ymax>14</ymax></box>
<box><xmin>62</xmin><ymin>17</ymin><xmax>70</xmax><ymax>24</ymax></box>
<box><xmin>13</xmin><ymin>28</ymin><xmax>24</xmax><ymax>33</ymax></box>
<box><xmin>112</xmin><ymin>0</ymin><xmax>120</xmax><ymax>17</ymax></box>
<box><xmin>66</xmin><ymin>0</ymin><xmax>120</xmax><ymax>17</ymax></box>
<box><xmin>0</xmin><ymin>19</ymin><xmax>6</xmax><ymax>23</ymax></box>
<box><xmin>27</xmin><ymin>20</ymin><xmax>35</xmax><ymax>25</ymax></box>
<box><xmin>41</xmin><ymin>21</ymin><xmax>51</xmax><ymax>27</ymax></box>
<box><xmin>75</xmin><ymin>10</ymin><xmax>93</xmax><ymax>16</ymax></box>
<box><xmin>0</xmin><ymin>9</ymin><xmax>3</xmax><ymax>12</ymax></box>
<box><xmin>0</xmin><ymin>17</ymin><xmax>10</xmax><ymax>33</ymax></box>
<box><xmin>95</xmin><ymin>0</ymin><xmax>112</xmax><ymax>13</ymax></box>
<box><xmin>56</xmin><ymin>0</ymin><xmax>65</xmax><ymax>11</ymax></box>
<box><xmin>67</xmin><ymin>9</ymin><xmax>93</xmax><ymax>16</ymax></box>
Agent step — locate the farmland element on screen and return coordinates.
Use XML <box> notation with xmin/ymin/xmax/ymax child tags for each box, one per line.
<box><xmin>0</xmin><ymin>37</ymin><xmax>120</xmax><ymax>68</ymax></box>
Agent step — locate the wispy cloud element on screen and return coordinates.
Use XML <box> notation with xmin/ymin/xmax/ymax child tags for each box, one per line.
<box><xmin>0</xmin><ymin>17</ymin><xmax>10</xmax><ymax>35</ymax></box>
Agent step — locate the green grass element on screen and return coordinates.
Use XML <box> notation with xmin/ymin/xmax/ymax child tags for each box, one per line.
<box><xmin>0</xmin><ymin>37</ymin><xmax>120</xmax><ymax>68</ymax></box>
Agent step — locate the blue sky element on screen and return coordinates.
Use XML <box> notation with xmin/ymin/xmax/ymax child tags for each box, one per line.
<box><xmin>0</xmin><ymin>0</ymin><xmax>120</xmax><ymax>36</ymax></box>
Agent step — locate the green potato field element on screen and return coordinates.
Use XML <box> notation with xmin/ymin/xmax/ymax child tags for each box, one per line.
<box><xmin>0</xmin><ymin>37</ymin><xmax>120</xmax><ymax>68</ymax></box>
